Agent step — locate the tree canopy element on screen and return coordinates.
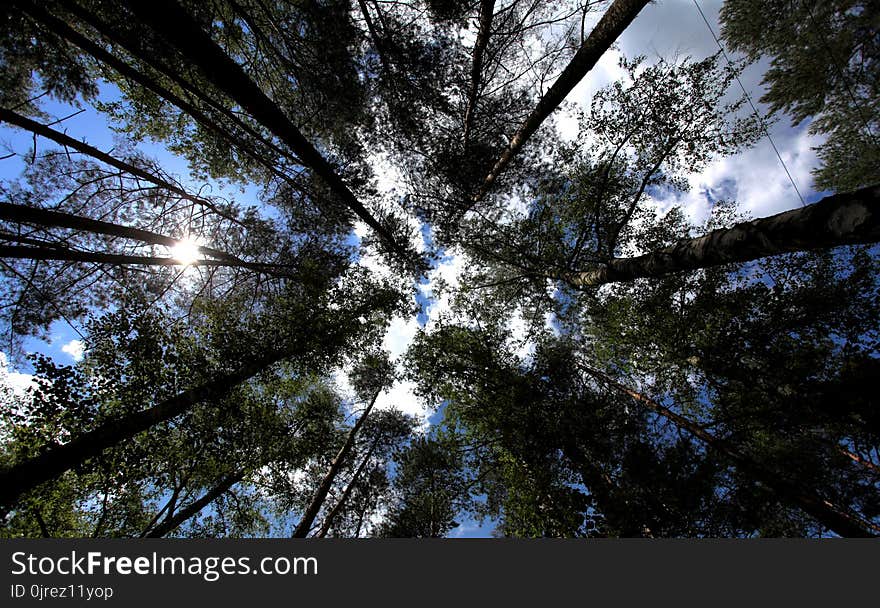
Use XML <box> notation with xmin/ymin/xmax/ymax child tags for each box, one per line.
<box><xmin>0</xmin><ymin>0</ymin><xmax>878</xmax><ymax>538</ymax></box>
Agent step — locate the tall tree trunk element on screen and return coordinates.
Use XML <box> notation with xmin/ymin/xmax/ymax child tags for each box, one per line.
<box><xmin>565</xmin><ymin>184</ymin><xmax>880</xmax><ymax>287</ymax></box>
<box><xmin>14</xmin><ymin>0</ymin><xmax>305</xmax><ymax>200</ymax></box>
<box><xmin>0</xmin><ymin>108</ymin><xmax>237</xmax><ymax>225</ymax></box>
<box><xmin>355</xmin><ymin>0</ymin><xmax>394</xmax><ymax>79</ymax></box>
<box><xmin>112</xmin><ymin>0</ymin><xmax>406</xmax><ymax>257</ymax></box>
<box><xmin>0</xmin><ymin>245</ymin><xmax>298</xmax><ymax>277</ymax></box>
<box><xmin>144</xmin><ymin>471</ymin><xmax>245</xmax><ymax>538</ymax></box>
<box><xmin>581</xmin><ymin>365</ymin><xmax>880</xmax><ymax>538</ymax></box>
<box><xmin>0</xmin><ymin>349</ymin><xmax>294</xmax><ymax>511</ymax></box>
<box><xmin>292</xmin><ymin>390</ymin><xmax>380</xmax><ymax>538</ymax></box>
<box><xmin>315</xmin><ymin>438</ymin><xmax>379</xmax><ymax>538</ymax></box>
<box><xmin>471</xmin><ymin>0</ymin><xmax>650</xmax><ymax>205</ymax></box>
<box><xmin>0</xmin><ymin>200</ymin><xmax>242</xmax><ymax>263</ymax></box>
<box><xmin>32</xmin><ymin>0</ymin><xmax>299</xmax><ymax>172</ymax></box>
<box><xmin>462</xmin><ymin>0</ymin><xmax>496</xmax><ymax>150</ymax></box>
<box><xmin>138</xmin><ymin>478</ymin><xmax>185</xmax><ymax>537</ymax></box>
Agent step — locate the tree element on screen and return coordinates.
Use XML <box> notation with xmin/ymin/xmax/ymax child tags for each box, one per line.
<box><xmin>1</xmin><ymin>0</ymin><xmax>879</xmax><ymax>538</ymax></box>
<box><xmin>379</xmin><ymin>433</ymin><xmax>469</xmax><ymax>538</ymax></box>
<box><xmin>720</xmin><ymin>0</ymin><xmax>880</xmax><ymax>191</ymax></box>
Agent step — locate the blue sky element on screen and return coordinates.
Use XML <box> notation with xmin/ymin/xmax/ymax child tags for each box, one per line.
<box><xmin>0</xmin><ymin>0</ymin><xmax>828</xmax><ymax>537</ymax></box>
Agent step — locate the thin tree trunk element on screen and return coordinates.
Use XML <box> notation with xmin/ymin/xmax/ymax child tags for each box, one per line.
<box><xmin>356</xmin><ymin>0</ymin><xmax>395</xmax><ymax>79</ymax></box>
<box><xmin>0</xmin><ymin>245</ymin><xmax>298</xmax><ymax>277</ymax></box>
<box><xmin>565</xmin><ymin>184</ymin><xmax>880</xmax><ymax>287</ymax></box>
<box><xmin>144</xmin><ymin>471</ymin><xmax>245</xmax><ymax>538</ymax></box>
<box><xmin>115</xmin><ymin>0</ymin><xmax>406</xmax><ymax>257</ymax></box>
<box><xmin>315</xmin><ymin>438</ymin><xmax>379</xmax><ymax>538</ymax></box>
<box><xmin>581</xmin><ymin>365</ymin><xmax>880</xmax><ymax>538</ymax></box>
<box><xmin>0</xmin><ymin>200</ymin><xmax>242</xmax><ymax>263</ymax></box>
<box><xmin>36</xmin><ymin>0</ymin><xmax>301</xmax><ymax>174</ymax></box>
<box><xmin>0</xmin><ymin>108</ymin><xmax>237</xmax><ymax>225</ymax></box>
<box><xmin>471</xmin><ymin>0</ymin><xmax>650</xmax><ymax>205</ymax></box>
<box><xmin>837</xmin><ymin>447</ymin><xmax>880</xmax><ymax>476</ymax></box>
<box><xmin>462</xmin><ymin>0</ymin><xmax>496</xmax><ymax>150</ymax></box>
<box><xmin>139</xmin><ymin>478</ymin><xmax>185</xmax><ymax>537</ymax></box>
<box><xmin>0</xmin><ymin>348</ymin><xmax>294</xmax><ymax>511</ymax></box>
<box><xmin>33</xmin><ymin>509</ymin><xmax>52</xmax><ymax>538</ymax></box>
<box><xmin>292</xmin><ymin>389</ymin><xmax>380</xmax><ymax>538</ymax></box>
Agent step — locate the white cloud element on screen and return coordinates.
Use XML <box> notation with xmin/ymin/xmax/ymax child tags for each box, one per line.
<box><xmin>650</xmin><ymin>121</ymin><xmax>822</xmax><ymax>228</ymax></box>
<box><xmin>374</xmin><ymin>379</ymin><xmax>424</xmax><ymax>421</ymax></box>
<box><xmin>0</xmin><ymin>351</ymin><xmax>35</xmax><ymax>396</ymax></box>
<box><xmin>61</xmin><ymin>339</ymin><xmax>85</xmax><ymax>362</ymax></box>
<box><xmin>423</xmin><ymin>247</ymin><xmax>468</xmax><ymax>331</ymax></box>
<box><xmin>382</xmin><ymin>314</ymin><xmax>419</xmax><ymax>361</ymax></box>
<box><xmin>618</xmin><ymin>0</ymin><xmax>725</xmax><ymax>61</ymax></box>
<box><xmin>353</xmin><ymin>220</ymin><xmax>370</xmax><ymax>240</ymax></box>
<box><xmin>556</xmin><ymin>0</ymin><xmax>822</xmax><ymax>227</ymax></box>
<box><xmin>507</xmin><ymin>308</ymin><xmax>537</xmax><ymax>362</ymax></box>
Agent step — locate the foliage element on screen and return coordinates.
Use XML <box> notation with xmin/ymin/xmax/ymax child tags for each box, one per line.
<box><xmin>0</xmin><ymin>0</ymin><xmax>877</xmax><ymax>537</ymax></box>
<box><xmin>720</xmin><ymin>0</ymin><xmax>880</xmax><ymax>190</ymax></box>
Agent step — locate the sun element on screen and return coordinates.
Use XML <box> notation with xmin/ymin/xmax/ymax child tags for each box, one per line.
<box><xmin>170</xmin><ymin>235</ymin><xmax>203</xmax><ymax>265</ymax></box>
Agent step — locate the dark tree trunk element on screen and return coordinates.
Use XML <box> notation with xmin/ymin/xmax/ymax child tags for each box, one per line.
<box><xmin>0</xmin><ymin>349</ymin><xmax>293</xmax><ymax>511</ymax></box>
<box><xmin>0</xmin><ymin>245</ymin><xmax>298</xmax><ymax>277</ymax></box>
<box><xmin>355</xmin><ymin>0</ymin><xmax>394</xmax><ymax>78</ymax></box>
<box><xmin>315</xmin><ymin>438</ymin><xmax>379</xmax><ymax>538</ymax></box>
<box><xmin>115</xmin><ymin>0</ymin><xmax>406</xmax><ymax>257</ymax></box>
<box><xmin>462</xmin><ymin>0</ymin><xmax>496</xmax><ymax>150</ymax></box>
<box><xmin>14</xmin><ymin>0</ymin><xmax>304</xmax><ymax>198</ymax></box>
<box><xmin>471</xmin><ymin>0</ymin><xmax>651</xmax><ymax>205</ymax></box>
<box><xmin>0</xmin><ymin>108</ymin><xmax>237</xmax><ymax>224</ymax></box>
<box><xmin>0</xmin><ymin>200</ymin><xmax>241</xmax><ymax>263</ymax></box>
<box><xmin>292</xmin><ymin>390</ymin><xmax>380</xmax><ymax>538</ymax></box>
<box><xmin>582</xmin><ymin>365</ymin><xmax>880</xmax><ymax>538</ymax></box>
<box><xmin>144</xmin><ymin>471</ymin><xmax>245</xmax><ymax>538</ymax></box>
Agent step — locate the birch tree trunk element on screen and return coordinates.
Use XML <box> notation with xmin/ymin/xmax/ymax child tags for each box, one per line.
<box><xmin>566</xmin><ymin>184</ymin><xmax>880</xmax><ymax>287</ymax></box>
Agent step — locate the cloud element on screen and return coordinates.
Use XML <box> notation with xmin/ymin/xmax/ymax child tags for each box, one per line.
<box><xmin>61</xmin><ymin>339</ymin><xmax>85</xmax><ymax>362</ymax></box>
<box><xmin>423</xmin><ymin>247</ymin><xmax>469</xmax><ymax>332</ymax></box>
<box><xmin>507</xmin><ymin>308</ymin><xmax>537</xmax><ymax>362</ymax></box>
<box><xmin>645</xmin><ymin>120</ymin><xmax>822</xmax><ymax>229</ymax></box>
<box><xmin>618</xmin><ymin>0</ymin><xmax>726</xmax><ymax>61</ymax></box>
<box><xmin>558</xmin><ymin>0</ymin><xmax>822</xmax><ymax>227</ymax></box>
<box><xmin>383</xmin><ymin>315</ymin><xmax>419</xmax><ymax>361</ymax></box>
<box><xmin>0</xmin><ymin>351</ymin><xmax>35</xmax><ymax>395</ymax></box>
<box><xmin>374</xmin><ymin>379</ymin><xmax>425</xmax><ymax>421</ymax></box>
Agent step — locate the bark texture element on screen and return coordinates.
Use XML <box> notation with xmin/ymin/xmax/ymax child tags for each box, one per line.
<box><xmin>569</xmin><ymin>184</ymin><xmax>880</xmax><ymax>287</ymax></box>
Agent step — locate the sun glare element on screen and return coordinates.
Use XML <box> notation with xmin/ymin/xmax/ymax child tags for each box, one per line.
<box><xmin>170</xmin><ymin>236</ymin><xmax>203</xmax><ymax>265</ymax></box>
